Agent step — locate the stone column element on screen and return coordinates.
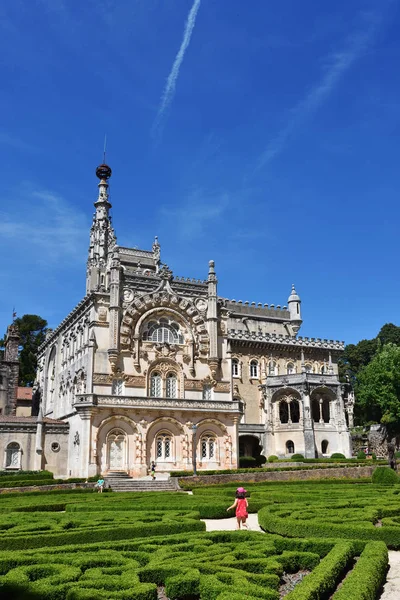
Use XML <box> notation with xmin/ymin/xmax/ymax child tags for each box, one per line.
<box><xmin>207</xmin><ymin>260</ymin><xmax>219</xmax><ymax>377</ymax></box>
<box><xmin>232</xmin><ymin>417</ymin><xmax>239</xmax><ymax>468</ymax></box>
<box><xmin>319</xmin><ymin>398</ymin><xmax>324</xmax><ymax>423</ymax></box>
<box><xmin>302</xmin><ymin>386</ymin><xmax>315</xmax><ymax>458</ymax></box>
<box><xmin>79</xmin><ymin>410</ymin><xmax>94</xmax><ymax>478</ymax></box>
<box><xmin>108</xmin><ymin>253</ymin><xmax>121</xmax><ymax>372</ymax></box>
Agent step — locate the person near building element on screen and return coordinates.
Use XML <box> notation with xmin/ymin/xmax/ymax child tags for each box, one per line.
<box><xmin>227</xmin><ymin>487</ymin><xmax>249</xmax><ymax>530</ymax></box>
<box><xmin>96</xmin><ymin>477</ymin><xmax>105</xmax><ymax>493</ymax></box>
<box><xmin>150</xmin><ymin>461</ymin><xmax>156</xmax><ymax>480</ymax></box>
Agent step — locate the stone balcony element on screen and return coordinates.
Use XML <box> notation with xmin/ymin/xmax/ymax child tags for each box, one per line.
<box><xmin>74</xmin><ymin>394</ymin><xmax>243</xmax><ymax>414</ymax></box>
<box><xmin>265</xmin><ymin>372</ymin><xmax>340</xmax><ymax>389</ymax></box>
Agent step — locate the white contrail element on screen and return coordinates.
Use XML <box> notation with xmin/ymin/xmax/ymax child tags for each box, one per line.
<box><xmin>255</xmin><ymin>15</ymin><xmax>380</xmax><ymax>172</ymax></box>
<box><xmin>152</xmin><ymin>0</ymin><xmax>201</xmax><ymax>137</ymax></box>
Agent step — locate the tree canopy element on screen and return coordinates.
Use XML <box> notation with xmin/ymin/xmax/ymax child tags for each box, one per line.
<box><xmin>355</xmin><ymin>343</ymin><xmax>400</xmax><ymax>438</ymax></box>
<box><xmin>1</xmin><ymin>315</ymin><xmax>47</xmax><ymax>386</ymax></box>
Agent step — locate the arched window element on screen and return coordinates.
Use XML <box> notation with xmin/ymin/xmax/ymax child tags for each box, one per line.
<box><xmin>279</xmin><ymin>401</ymin><xmax>289</xmax><ymax>424</ymax></box>
<box><xmin>320</xmin><ymin>365</ymin><xmax>326</xmax><ymax>374</ymax></box>
<box><xmin>321</xmin><ymin>440</ymin><xmax>329</xmax><ymax>454</ymax></box>
<box><xmin>322</xmin><ymin>398</ymin><xmax>330</xmax><ymax>423</ymax></box>
<box><xmin>143</xmin><ymin>318</ymin><xmax>184</xmax><ymax>344</ymax></box>
<box><xmin>6</xmin><ymin>442</ymin><xmax>21</xmax><ymax>469</ymax></box>
<box><xmin>150</xmin><ymin>372</ymin><xmax>162</xmax><ymax>397</ymax></box>
<box><xmin>305</xmin><ymin>364</ymin><xmax>312</xmax><ymax>373</ymax></box>
<box><xmin>232</xmin><ymin>359</ymin><xmax>240</xmax><ymax>377</ymax></box>
<box><xmin>287</xmin><ymin>363</ymin><xmax>295</xmax><ymax>375</ymax></box>
<box><xmin>289</xmin><ymin>400</ymin><xmax>300</xmax><ymax>423</ymax></box>
<box><xmin>250</xmin><ymin>360</ymin><xmax>259</xmax><ymax>378</ymax></box>
<box><xmin>268</xmin><ymin>361</ymin><xmax>277</xmax><ymax>376</ymax></box>
<box><xmin>203</xmin><ymin>385</ymin><xmax>212</xmax><ymax>400</ymax></box>
<box><xmin>166</xmin><ymin>373</ymin><xmax>177</xmax><ymax>399</ymax></box>
<box><xmin>312</xmin><ymin>398</ymin><xmax>321</xmax><ymax>422</ymax></box>
<box><xmin>112</xmin><ymin>379</ymin><xmax>125</xmax><ymax>396</ymax></box>
<box><xmin>156</xmin><ymin>433</ymin><xmax>172</xmax><ymax>460</ymax></box>
<box><xmin>286</xmin><ymin>440</ymin><xmax>295</xmax><ymax>454</ymax></box>
<box><xmin>201</xmin><ymin>435</ymin><xmax>216</xmax><ymax>460</ymax></box>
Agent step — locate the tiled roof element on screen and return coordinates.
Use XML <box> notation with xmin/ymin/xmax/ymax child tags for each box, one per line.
<box><xmin>17</xmin><ymin>387</ymin><xmax>33</xmax><ymax>401</ymax></box>
<box><xmin>0</xmin><ymin>416</ymin><xmax>67</xmax><ymax>425</ymax></box>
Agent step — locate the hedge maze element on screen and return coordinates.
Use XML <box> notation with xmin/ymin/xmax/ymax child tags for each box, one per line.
<box><xmin>0</xmin><ymin>476</ymin><xmax>398</xmax><ymax>599</ymax></box>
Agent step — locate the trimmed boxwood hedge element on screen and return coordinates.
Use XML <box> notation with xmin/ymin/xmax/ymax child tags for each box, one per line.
<box><xmin>332</xmin><ymin>541</ymin><xmax>388</xmax><ymax>600</ymax></box>
<box><xmin>372</xmin><ymin>467</ymin><xmax>399</xmax><ymax>484</ymax></box>
<box><xmin>284</xmin><ymin>542</ymin><xmax>354</xmax><ymax>599</ymax></box>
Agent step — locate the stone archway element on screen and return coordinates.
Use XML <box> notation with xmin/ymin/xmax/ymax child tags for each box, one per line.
<box><xmin>107</xmin><ymin>429</ymin><xmax>126</xmax><ymax>471</ymax></box>
<box><xmin>96</xmin><ymin>415</ymin><xmax>138</xmax><ymax>476</ymax></box>
<box><xmin>239</xmin><ymin>435</ymin><xmax>262</xmax><ymax>459</ymax></box>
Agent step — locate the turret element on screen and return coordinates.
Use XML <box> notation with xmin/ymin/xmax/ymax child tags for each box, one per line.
<box><xmin>207</xmin><ymin>260</ymin><xmax>219</xmax><ymax>377</ymax></box>
<box><xmin>4</xmin><ymin>324</ymin><xmax>19</xmax><ymax>362</ymax></box>
<box><xmin>288</xmin><ymin>284</ymin><xmax>302</xmax><ymax>336</ymax></box>
<box><xmin>86</xmin><ymin>163</ymin><xmax>116</xmax><ymax>294</ymax></box>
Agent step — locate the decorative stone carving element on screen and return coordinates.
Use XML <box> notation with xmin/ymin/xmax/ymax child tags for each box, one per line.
<box><xmin>195</xmin><ymin>298</ymin><xmax>207</xmax><ymax>312</ymax></box>
<box><xmin>184</xmin><ymin>380</ymin><xmax>203</xmax><ymax>391</ymax></box>
<box><xmin>154</xmin><ymin>343</ymin><xmax>177</xmax><ymax>359</ymax></box>
<box><xmin>93</xmin><ymin>373</ymin><xmax>113</xmax><ymax>385</ymax></box>
<box><xmin>123</xmin><ymin>288</ymin><xmax>134</xmax><ymax>303</ymax></box>
<box><xmin>215</xmin><ymin>382</ymin><xmax>230</xmax><ymax>393</ymax></box>
<box><xmin>124</xmin><ymin>376</ymin><xmax>146</xmax><ymax>388</ymax></box>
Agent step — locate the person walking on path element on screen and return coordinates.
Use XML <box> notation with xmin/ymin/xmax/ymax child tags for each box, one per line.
<box><xmin>150</xmin><ymin>461</ymin><xmax>156</xmax><ymax>480</ymax></box>
<box><xmin>96</xmin><ymin>477</ymin><xmax>105</xmax><ymax>493</ymax></box>
<box><xmin>227</xmin><ymin>487</ymin><xmax>249</xmax><ymax>530</ymax></box>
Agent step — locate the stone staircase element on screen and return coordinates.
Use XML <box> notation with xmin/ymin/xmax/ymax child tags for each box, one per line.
<box><xmin>105</xmin><ymin>472</ymin><xmax>178</xmax><ymax>492</ymax></box>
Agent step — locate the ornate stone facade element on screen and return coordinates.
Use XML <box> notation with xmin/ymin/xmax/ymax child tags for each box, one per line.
<box><xmin>22</xmin><ymin>161</ymin><xmax>351</xmax><ymax>478</ymax></box>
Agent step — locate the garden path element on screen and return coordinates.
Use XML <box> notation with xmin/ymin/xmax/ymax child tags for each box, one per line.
<box><xmin>202</xmin><ymin>513</ymin><xmax>261</xmax><ymax>531</ymax></box>
<box><xmin>202</xmin><ymin>516</ymin><xmax>400</xmax><ymax>599</ymax></box>
<box><xmin>380</xmin><ymin>551</ymin><xmax>400</xmax><ymax>600</ymax></box>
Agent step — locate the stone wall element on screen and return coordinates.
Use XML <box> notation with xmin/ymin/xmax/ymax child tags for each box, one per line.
<box><xmin>177</xmin><ymin>465</ymin><xmax>374</xmax><ymax>487</ymax></box>
<box><xmin>0</xmin><ymin>482</ymin><xmax>95</xmax><ymax>494</ymax></box>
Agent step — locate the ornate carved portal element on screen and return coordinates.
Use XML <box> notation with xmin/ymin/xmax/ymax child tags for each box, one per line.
<box><xmin>107</xmin><ymin>429</ymin><xmax>126</xmax><ymax>471</ymax></box>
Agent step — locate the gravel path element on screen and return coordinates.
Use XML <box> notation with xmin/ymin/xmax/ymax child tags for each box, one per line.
<box><xmin>380</xmin><ymin>551</ymin><xmax>400</xmax><ymax>600</ymax></box>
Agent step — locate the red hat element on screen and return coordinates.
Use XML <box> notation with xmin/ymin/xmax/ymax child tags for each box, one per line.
<box><xmin>236</xmin><ymin>487</ymin><xmax>246</xmax><ymax>493</ymax></box>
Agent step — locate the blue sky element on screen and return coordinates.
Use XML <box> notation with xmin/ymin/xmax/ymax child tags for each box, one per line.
<box><xmin>0</xmin><ymin>0</ymin><xmax>399</xmax><ymax>345</ymax></box>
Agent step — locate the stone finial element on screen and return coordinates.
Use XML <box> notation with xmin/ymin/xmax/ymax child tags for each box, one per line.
<box><xmin>288</xmin><ymin>284</ymin><xmax>301</xmax><ymax>303</ymax></box>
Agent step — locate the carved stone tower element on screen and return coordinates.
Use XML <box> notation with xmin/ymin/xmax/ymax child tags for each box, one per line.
<box><xmin>86</xmin><ymin>163</ymin><xmax>116</xmax><ymax>294</ymax></box>
<box><xmin>4</xmin><ymin>324</ymin><xmax>19</xmax><ymax>362</ymax></box>
<box><xmin>288</xmin><ymin>284</ymin><xmax>302</xmax><ymax>336</ymax></box>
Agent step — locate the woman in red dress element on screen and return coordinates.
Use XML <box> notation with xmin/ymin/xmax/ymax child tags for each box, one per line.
<box><xmin>227</xmin><ymin>487</ymin><xmax>249</xmax><ymax>530</ymax></box>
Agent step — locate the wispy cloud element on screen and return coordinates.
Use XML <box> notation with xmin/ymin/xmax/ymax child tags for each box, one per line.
<box><xmin>0</xmin><ymin>133</ymin><xmax>37</xmax><ymax>153</ymax></box>
<box><xmin>160</xmin><ymin>187</ymin><xmax>228</xmax><ymax>239</ymax></box>
<box><xmin>0</xmin><ymin>186</ymin><xmax>89</xmax><ymax>264</ymax></box>
<box><xmin>152</xmin><ymin>0</ymin><xmax>201</xmax><ymax>138</ymax></box>
<box><xmin>255</xmin><ymin>12</ymin><xmax>381</xmax><ymax>171</ymax></box>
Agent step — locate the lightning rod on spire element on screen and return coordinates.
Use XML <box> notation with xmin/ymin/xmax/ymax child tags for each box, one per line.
<box><xmin>103</xmin><ymin>134</ymin><xmax>107</xmax><ymax>163</ymax></box>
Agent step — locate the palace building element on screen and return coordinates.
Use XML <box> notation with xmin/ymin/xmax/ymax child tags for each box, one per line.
<box><xmin>0</xmin><ymin>162</ymin><xmax>352</xmax><ymax>477</ymax></box>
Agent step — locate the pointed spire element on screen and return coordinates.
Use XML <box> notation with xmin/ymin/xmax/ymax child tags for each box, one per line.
<box><xmin>152</xmin><ymin>235</ymin><xmax>161</xmax><ymax>271</ymax></box>
<box><xmin>86</xmin><ymin>161</ymin><xmax>117</xmax><ymax>293</ymax></box>
<box><xmin>288</xmin><ymin>284</ymin><xmax>300</xmax><ymax>303</ymax></box>
<box><xmin>208</xmin><ymin>259</ymin><xmax>216</xmax><ymax>281</ymax></box>
<box><xmin>287</xmin><ymin>284</ymin><xmax>302</xmax><ymax>336</ymax></box>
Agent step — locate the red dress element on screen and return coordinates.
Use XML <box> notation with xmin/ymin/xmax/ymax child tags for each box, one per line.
<box><xmin>236</xmin><ymin>498</ymin><xmax>248</xmax><ymax>518</ymax></box>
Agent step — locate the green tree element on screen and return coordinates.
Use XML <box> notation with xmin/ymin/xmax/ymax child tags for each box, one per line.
<box><xmin>355</xmin><ymin>343</ymin><xmax>400</xmax><ymax>439</ymax></box>
<box><xmin>1</xmin><ymin>315</ymin><xmax>47</xmax><ymax>386</ymax></box>
<box><xmin>377</xmin><ymin>323</ymin><xmax>400</xmax><ymax>346</ymax></box>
